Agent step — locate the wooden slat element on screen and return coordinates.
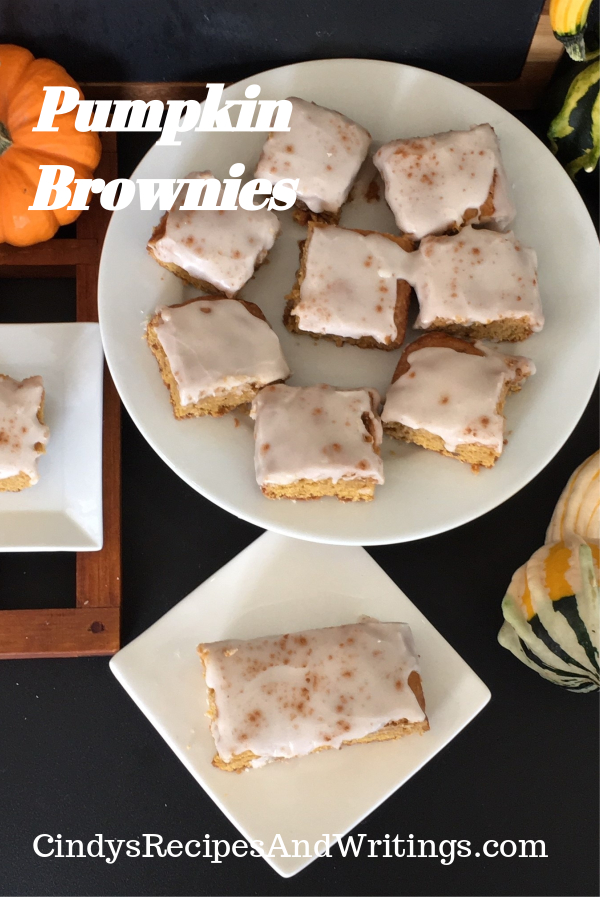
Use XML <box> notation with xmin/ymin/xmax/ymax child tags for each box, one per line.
<box><xmin>0</xmin><ymin>131</ymin><xmax>122</xmax><ymax>658</ymax></box>
<box><xmin>0</xmin><ymin>608</ymin><xmax>120</xmax><ymax>659</ymax></box>
<box><xmin>0</xmin><ymin>239</ymin><xmax>98</xmax><ymax>267</ymax></box>
<box><xmin>76</xmin><ymin>366</ymin><xmax>122</xmax><ymax>610</ymax></box>
<box><xmin>0</xmin><ymin>265</ymin><xmax>75</xmax><ymax>278</ymax></box>
<box><xmin>75</xmin><ymin>132</ymin><xmax>122</xmax><ymax>614</ymax></box>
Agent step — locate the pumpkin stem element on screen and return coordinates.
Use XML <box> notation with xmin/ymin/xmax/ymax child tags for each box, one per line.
<box><xmin>0</xmin><ymin>121</ymin><xmax>12</xmax><ymax>156</ymax></box>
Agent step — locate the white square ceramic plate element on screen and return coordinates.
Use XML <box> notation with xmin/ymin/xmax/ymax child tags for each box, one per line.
<box><xmin>110</xmin><ymin>532</ymin><xmax>491</xmax><ymax>877</ymax></box>
<box><xmin>0</xmin><ymin>322</ymin><xmax>104</xmax><ymax>551</ymax></box>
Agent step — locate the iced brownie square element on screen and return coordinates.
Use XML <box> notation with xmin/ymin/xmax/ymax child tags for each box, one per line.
<box><xmin>254</xmin><ymin>98</ymin><xmax>371</xmax><ymax>225</ymax></box>
<box><xmin>250</xmin><ymin>383</ymin><xmax>384</xmax><ymax>500</ymax></box>
<box><xmin>0</xmin><ymin>375</ymin><xmax>49</xmax><ymax>491</ymax></box>
<box><xmin>413</xmin><ymin>226</ymin><xmax>543</xmax><ymax>342</ymax></box>
<box><xmin>381</xmin><ymin>333</ymin><xmax>534</xmax><ymax>469</ymax></box>
<box><xmin>148</xmin><ymin>171</ymin><xmax>280</xmax><ymax>297</ymax></box>
<box><xmin>374</xmin><ymin>124</ymin><xmax>515</xmax><ymax>240</ymax></box>
<box><xmin>285</xmin><ymin>222</ymin><xmax>415</xmax><ymax>350</ymax></box>
<box><xmin>198</xmin><ymin>619</ymin><xmax>428</xmax><ymax>771</ymax></box>
<box><xmin>147</xmin><ymin>296</ymin><xmax>290</xmax><ymax>418</ymax></box>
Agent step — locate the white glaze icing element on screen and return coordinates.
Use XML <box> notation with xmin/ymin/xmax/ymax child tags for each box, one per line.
<box><xmin>201</xmin><ymin>620</ymin><xmax>425</xmax><ymax>766</ymax></box>
<box><xmin>374</xmin><ymin>125</ymin><xmax>515</xmax><ymax>240</ymax></box>
<box><xmin>153</xmin><ymin>298</ymin><xmax>290</xmax><ymax>406</ymax></box>
<box><xmin>414</xmin><ymin>226</ymin><xmax>544</xmax><ymax>331</ymax></box>
<box><xmin>149</xmin><ymin>172</ymin><xmax>280</xmax><ymax>296</ymax></box>
<box><xmin>382</xmin><ymin>342</ymin><xmax>534</xmax><ymax>454</ymax></box>
<box><xmin>294</xmin><ymin>225</ymin><xmax>417</xmax><ymax>343</ymax></box>
<box><xmin>250</xmin><ymin>384</ymin><xmax>384</xmax><ymax>487</ymax></box>
<box><xmin>254</xmin><ymin>97</ymin><xmax>371</xmax><ymax>214</ymax></box>
<box><xmin>0</xmin><ymin>375</ymin><xmax>49</xmax><ymax>483</ymax></box>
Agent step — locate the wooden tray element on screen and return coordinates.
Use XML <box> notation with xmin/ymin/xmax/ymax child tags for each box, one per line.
<box><xmin>0</xmin><ymin>133</ymin><xmax>121</xmax><ymax>659</ymax></box>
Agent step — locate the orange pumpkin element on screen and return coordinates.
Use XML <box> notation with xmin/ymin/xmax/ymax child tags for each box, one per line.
<box><xmin>0</xmin><ymin>45</ymin><xmax>102</xmax><ymax>246</ymax></box>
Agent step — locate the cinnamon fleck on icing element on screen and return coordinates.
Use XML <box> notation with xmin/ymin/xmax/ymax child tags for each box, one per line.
<box><xmin>374</xmin><ymin>125</ymin><xmax>515</xmax><ymax>240</ymax></box>
<box><xmin>414</xmin><ymin>226</ymin><xmax>543</xmax><ymax>331</ymax></box>
<box><xmin>0</xmin><ymin>375</ymin><xmax>49</xmax><ymax>483</ymax></box>
<box><xmin>294</xmin><ymin>225</ymin><xmax>417</xmax><ymax>343</ymax></box>
<box><xmin>250</xmin><ymin>384</ymin><xmax>384</xmax><ymax>487</ymax></box>
<box><xmin>382</xmin><ymin>342</ymin><xmax>534</xmax><ymax>454</ymax></box>
<box><xmin>149</xmin><ymin>172</ymin><xmax>280</xmax><ymax>296</ymax></box>
<box><xmin>254</xmin><ymin>98</ymin><xmax>371</xmax><ymax>214</ymax></box>
<box><xmin>153</xmin><ymin>298</ymin><xmax>290</xmax><ymax>405</ymax></box>
<box><xmin>200</xmin><ymin>620</ymin><xmax>425</xmax><ymax>766</ymax></box>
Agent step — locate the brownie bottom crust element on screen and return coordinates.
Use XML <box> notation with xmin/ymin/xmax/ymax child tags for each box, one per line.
<box><xmin>261</xmin><ymin>476</ymin><xmax>380</xmax><ymax>502</ymax></box>
<box><xmin>383</xmin><ymin>422</ymin><xmax>501</xmax><ymax>468</ymax></box>
<box><xmin>0</xmin><ymin>470</ymin><xmax>38</xmax><ymax>492</ymax></box>
<box><xmin>384</xmin><ymin>379</ymin><xmax>523</xmax><ymax>469</ymax></box>
<box><xmin>213</xmin><ymin>717</ymin><xmax>430</xmax><ymax>772</ymax></box>
<box><xmin>422</xmin><ymin>316</ymin><xmax>535</xmax><ymax>343</ymax></box>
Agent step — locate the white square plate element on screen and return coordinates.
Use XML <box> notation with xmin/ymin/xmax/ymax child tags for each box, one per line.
<box><xmin>110</xmin><ymin>532</ymin><xmax>491</xmax><ymax>878</ymax></box>
<box><xmin>0</xmin><ymin>323</ymin><xmax>104</xmax><ymax>551</ymax></box>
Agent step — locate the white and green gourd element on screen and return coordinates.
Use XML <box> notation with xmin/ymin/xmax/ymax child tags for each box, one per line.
<box><xmin>498</xmin><ymin>452</ymin><xmax>599</xmax><ymax>692</ymax></box>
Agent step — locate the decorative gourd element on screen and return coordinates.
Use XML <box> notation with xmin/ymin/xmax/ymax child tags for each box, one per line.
<box><xmin>0</xmin><ymin>44</ymin><xmax>101</xmax><ymax>247</ymax></box>
<box><xmin>547</xmin><ymin>450</ymin><xmax>600</xmax><ymax>543</ymax></box>
<box><xmin>547</xmin><ymin>53</ymin><xmax>600</xmax><ymax>178</ymax></box>
<box><xmin>550</xmin><ymin>0</ymin><xmax>595</xmax><ymax>61</ymax></box>
<box><xmin>498</xmin><ymin>538</ymin><xmax>599</xmax><ymax>692</ymax></box>
<box><xmin>499</xmin><ymin>453</ymin><xmax>600</xmax><ymax>691</ymax></box>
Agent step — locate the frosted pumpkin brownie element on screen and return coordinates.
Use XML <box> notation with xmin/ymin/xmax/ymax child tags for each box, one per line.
<box><xmin>146</xmin><ymin>296</ymin><xmax>290</xmax><ymax>418</ymax></box>
<box><xmin>147</xmin><ymin>171</ymin><xmax>280</xmax><ymax>297</ymax></box>
<box><xmin>284</xmin><ymin>222</ymin><xmax>416</xmax><ymax>350</ymax></box>
<box><xmin>373</xmin><ymin>124</ymin><xmax>515</xmax><ymax>240</ymax></box>
<box><xmin>0</xmin><ymin>374</ymin><xmax>49</xmax><ymax>491</ymax></box>
<box><xmin>254</xmin><ymin>97</ymin><xmax>371</xmax><ymax>225</ymax></box>
<box><xmin>381</xmin><ymin>333</ymin><xmax>534</xmax><ymax>469</ymax></box>
<box><xmin>198</xmin><ymin>619</ymin><xmax>428</xmax><ymax>772</ymax></box>
<box><xmin>250</xmin><ymin>383</ymin><xmax>384</xmax><ymax>500</ymax></box>
<box><xmin>413</xmin><ymin>226</ymin><xmax>544</xmax><ymax>342</ymax></box>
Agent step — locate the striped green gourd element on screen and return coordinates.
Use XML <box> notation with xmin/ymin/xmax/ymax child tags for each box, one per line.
<box><xmin>498</xmin><ymin>538</ymin><xmax>599</xmax><ymax>692</ymax></box>
<box><xmin>547</xmin><ymin>52</ymin><xmax>600</xmax><ymax>179</ymax></box>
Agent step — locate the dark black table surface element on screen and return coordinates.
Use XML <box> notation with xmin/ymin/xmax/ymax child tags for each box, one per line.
<box><xmin>2</xmin><ymin>0</ymin><xmax>544</xmax><ymax>84</ymax></box>
<box><xmin>0</xmin><ymin>111</ymin><xmax>598</xmax><ymax>897</ymax></box>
